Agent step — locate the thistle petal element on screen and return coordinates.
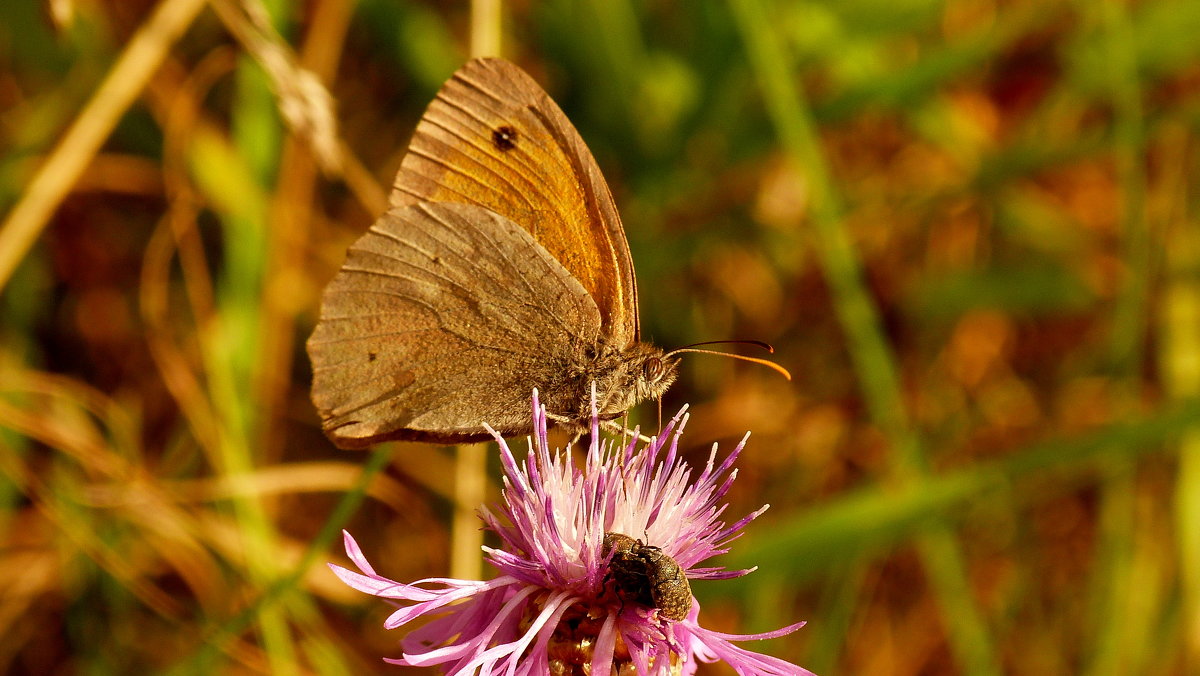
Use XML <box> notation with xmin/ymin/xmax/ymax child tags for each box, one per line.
<box><xmin>330</xmin><ymin>393</ymin><xmax>812</xmax><ymax>675</ymax></box>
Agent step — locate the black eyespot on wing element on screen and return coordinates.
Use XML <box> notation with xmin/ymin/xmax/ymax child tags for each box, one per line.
<box><xmin>492</xmin><ymin>125</ymin><xmax>519</xmax><ymax>151</ymax></box>
<box><xmin>367</xmin><ymin>352</ymin><xmax>377</xmax><ymax>362</ymax></box>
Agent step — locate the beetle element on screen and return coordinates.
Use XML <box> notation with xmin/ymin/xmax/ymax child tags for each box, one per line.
<box><xmin>601</xmin><ymin>532</ymin><xmax>693</xmax><ymax>622</ymax></box>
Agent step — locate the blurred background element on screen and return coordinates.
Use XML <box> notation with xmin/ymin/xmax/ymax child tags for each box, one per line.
<box><xmin>2</xmin><ymin>0</ymin><xmax>1199</xmax><ymax>673</ymax></box>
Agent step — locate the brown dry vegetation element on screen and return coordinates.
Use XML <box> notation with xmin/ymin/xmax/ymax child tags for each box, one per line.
<box><xmin>1</xmin><ymin>0</ymin><xmax>1199</xmax><ymax>674</ymax></box>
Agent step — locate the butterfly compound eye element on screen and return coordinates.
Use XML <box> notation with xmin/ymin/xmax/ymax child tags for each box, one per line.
<box><xmin>642</xmin><ymin>357</ymin><xmax>663</xmax><ymax>381</ymax></box>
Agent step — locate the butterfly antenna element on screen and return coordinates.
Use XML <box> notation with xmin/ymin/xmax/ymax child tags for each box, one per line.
<box><xmin>664</xmin><ymin>340</ymin><xmax>792</xmax><ymax>380</ymax></box>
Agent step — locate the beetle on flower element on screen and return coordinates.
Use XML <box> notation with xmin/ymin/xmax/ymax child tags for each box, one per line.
<box><xmin>329</xmin><ymin>391</ymin><xmax>812</xmax><ymax>675</ymax></box>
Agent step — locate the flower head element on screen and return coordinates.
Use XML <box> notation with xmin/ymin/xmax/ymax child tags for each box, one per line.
<box><xmin>330</xmin><ymin>392</ymin><xmax>812</xmax><ymax>675</ymax></box>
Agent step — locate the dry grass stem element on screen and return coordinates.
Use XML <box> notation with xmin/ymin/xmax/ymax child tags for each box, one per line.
<box><xmin>208</xmin><ymin>0</ymin><xmax>343</xmax><ymax>173</ymax></box>
<box><xmin>0</xmin><ymin>0</ymin><xmax>209</xmax><ymax>292</ymax></box>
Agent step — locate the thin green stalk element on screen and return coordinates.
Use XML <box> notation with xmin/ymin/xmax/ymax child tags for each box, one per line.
<box><xmin>1176</xmin><ymin>408</ymin><xmax>1200</xmax><ymax>671</ymax></box>
<box><xmin>1165</xmin><ymin>212</ymin><xmax>1200</xmax><ymax>671</ymax></box>
<box><xmin>203</xmin><ymin>1</ymin><xmax>294</xmax><ymax>671</ymax></box>
<box><xmin>584</xmin><ymin>0</ymin><xmax>645</xmax><ymax>100</ymax></box>
<box><xmin>722</xmin><ymin>397</ymin><xmax>1200</xmax><ymax>582</ymax></box>
<box><xmin>806</xmin><ymin>562</ymin><xmax>869</xmax><ymax>674</ymax></box>
<box><xmin>1087</xmin><ymin>0</ymin><xmax>1151</xmax><ymax>674</ymax></box>
<box><xmin>1102</xmin><ymin>10</ymin><xmax>1150</xmax><ymax>377</ymax></box>
<box><xmin>166</xmin><ymin>443</ymin><xmax>393</xmax><ymax>674</ymax></box>
<box><xmin>727</xmin><ymin>0</ymin><xmax>1000</xmax><ymax>672</ymax></box>
<box><xmin>726</xmin><ymin>0</ymin><xmax>909</xmax><ymax>462</ymax></box>
<box><xmin>0</xmin><ymin>0</ymin><xmax>208</xmax><ymax>293</ymax></box>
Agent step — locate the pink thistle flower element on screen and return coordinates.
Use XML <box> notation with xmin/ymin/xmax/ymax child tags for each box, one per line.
<box><xmin>330</xmin><ymin>392</ymin><xmax>813</xmax><ymax>675</ymax></box>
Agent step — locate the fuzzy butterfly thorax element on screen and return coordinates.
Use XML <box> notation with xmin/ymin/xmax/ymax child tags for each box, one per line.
<box><xmin>538</xmin><ymin>340</ymin><xmax>679</xmax><ymax>434</ymax></box>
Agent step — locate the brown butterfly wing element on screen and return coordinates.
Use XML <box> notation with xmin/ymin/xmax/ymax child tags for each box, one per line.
<box><xmin>307</xmin><ymin>202</ymin><xmax>603</xmax><ymax>447</ymax></box>
<box><xmin>390</xmin><ymin>57</ymin><xmax>639</xmax><ymax>345</ymax></box>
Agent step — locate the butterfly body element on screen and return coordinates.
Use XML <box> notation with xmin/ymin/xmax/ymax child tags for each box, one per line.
<box><xmin>538</xmin><ymin>339</ymin><xmax>677</xmax><ymax>434</ymax></box>
<box><xmin>307</xmin><ymin>59</ymin><xmax>676</xmax><ymax>448</ymax></box>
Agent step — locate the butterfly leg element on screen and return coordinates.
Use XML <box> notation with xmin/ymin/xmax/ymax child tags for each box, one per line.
<box><xmin>600</xmin><ymin>419</ymin><xmax>652</xmax><ymax>444</ymax></box>
<box><xmin>543</xmin><ymin>411</ymin><xmax>653</xmax><ymax>445</ymax></box>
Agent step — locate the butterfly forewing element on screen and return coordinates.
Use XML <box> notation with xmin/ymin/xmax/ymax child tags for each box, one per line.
<box><xmin>307</xmin><ymin>202</ymin><xmax>603</xmax><ymax>447</ymax></box>
<box><xmin>390</xmin><ymin>57</ymin><xmax>639</xmax><ymax>345</ymax></box>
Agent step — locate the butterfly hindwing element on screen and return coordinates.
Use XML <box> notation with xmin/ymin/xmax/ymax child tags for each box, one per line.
<box><xmin>307</xmin><ymin>202</ymin><xmax>603</xmax><ymax>446</ymax></box>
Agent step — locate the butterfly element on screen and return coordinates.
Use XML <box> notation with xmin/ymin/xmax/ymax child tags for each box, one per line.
<box><xmin>306</xmin><ymin>58</ymin><xmax>678</xmax><ymax>447</ymax></box>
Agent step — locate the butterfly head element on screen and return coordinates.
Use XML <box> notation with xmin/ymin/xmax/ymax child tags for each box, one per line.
<box><xmin>595</xmin><ymin>342</ymin><xmax>679</xmax><ymax>417</ymax></box>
